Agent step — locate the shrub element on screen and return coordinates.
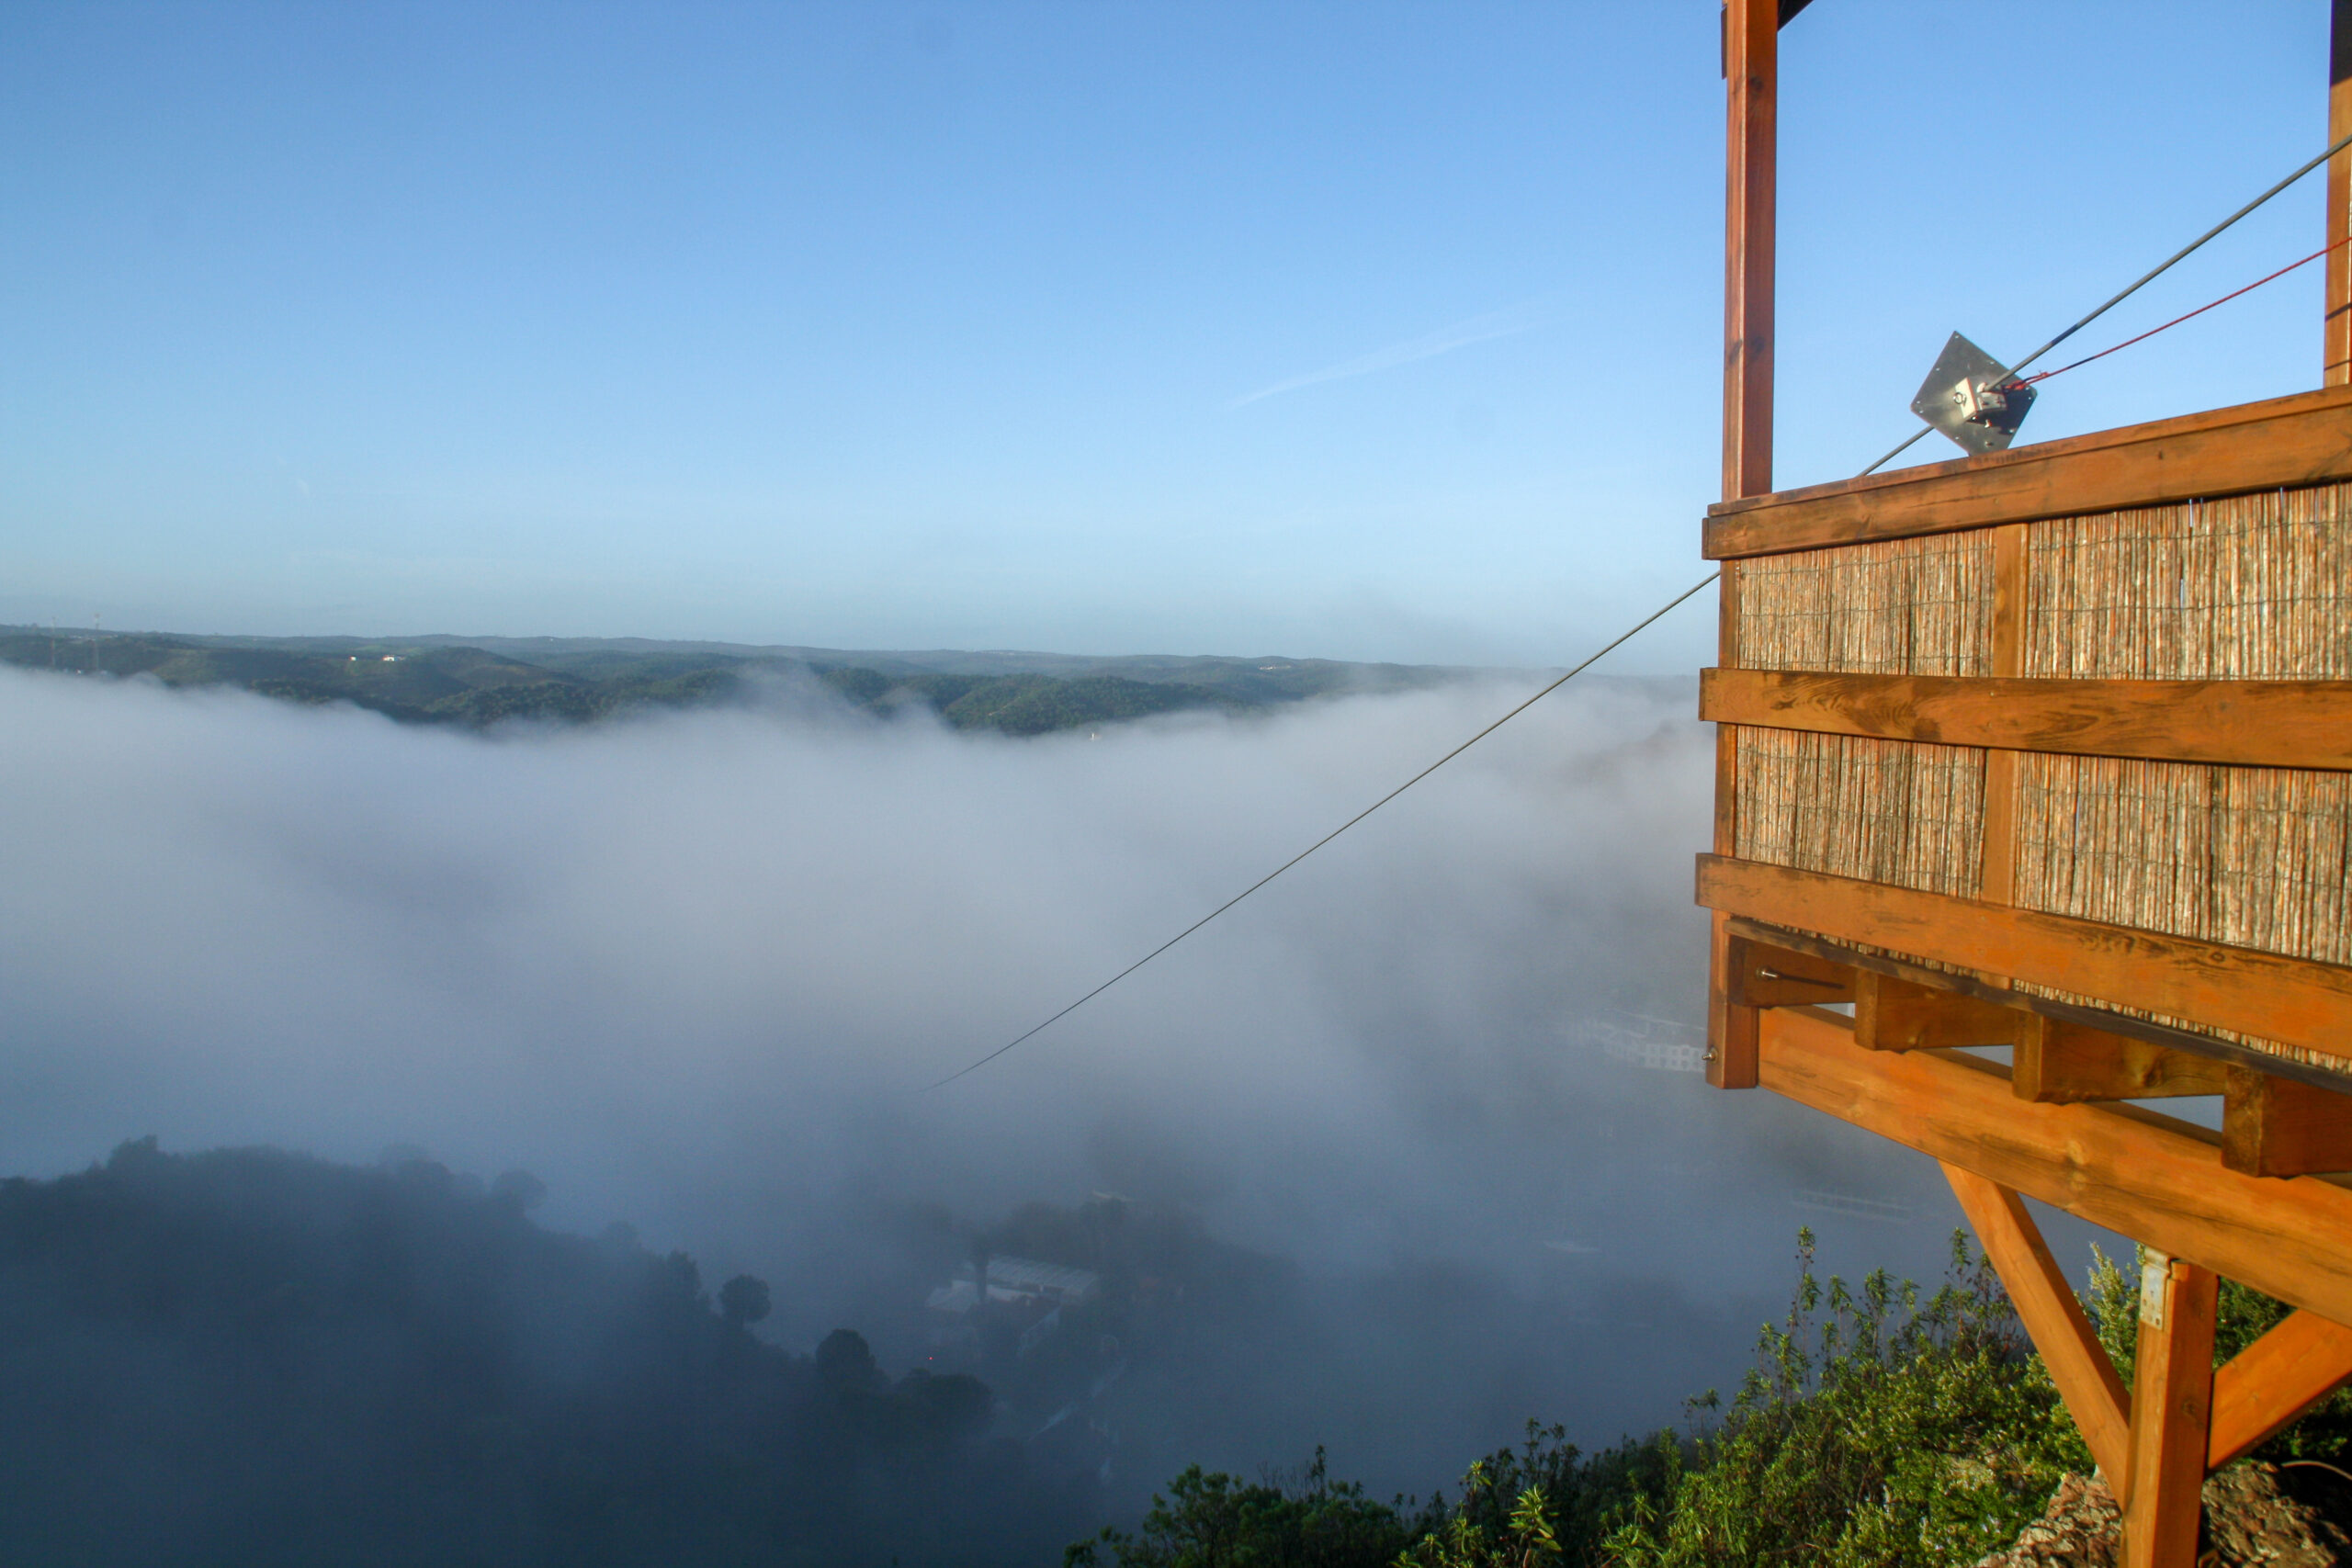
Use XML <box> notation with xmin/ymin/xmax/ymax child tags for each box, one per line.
<box><xmin>1597</xmin><ymin>1229</ymin><xmax>2086</xmax><ymax>1568</ymax></box>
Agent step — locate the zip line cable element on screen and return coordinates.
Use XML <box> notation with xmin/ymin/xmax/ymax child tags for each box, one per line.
<box><xmin>2018</xmin><ymin>231</ymin><xmax>2352</xmax><ymax>389</ymax></box>
<box><xmin>1860</xmin><ymin>127</ymin><xmax>2352</xmax><ymax>476</ymax></box>
<box><xmin>919</xmin><ymin>569</ymin><xmax>1723</xmax><ymax>1090</ymax></box>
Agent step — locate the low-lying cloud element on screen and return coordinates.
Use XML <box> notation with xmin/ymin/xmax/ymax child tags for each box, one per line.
<box><xmin>0</xmin><ymin>664</ymin><xmax>1981</xmax><ymax>1501</ymax></box>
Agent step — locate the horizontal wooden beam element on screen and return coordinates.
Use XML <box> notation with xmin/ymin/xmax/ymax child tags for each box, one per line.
<box><xmin>1729</xmin><ymin>933</ymin><xmax>1855</xmax><ymax>1006</ymax></box>
<box><xmin>2208</xmin><ymin>1309</ymin><xmax>2352</xmax><ymax>1469</ymax></box>
<box><xmin>1703</xmin><ymin>384</ymin><xmax>2352</xmax><ymax>558</ymax></box>
<box><xmin>1725</xmin><ymin>916</ymin><xmax>2352</xmax><ymax>1095</ymax></box>
<box><xmin>2015</xmin><ymin>1018</ymin><xmax>2230</xmax><ymax>1103</ymax></box>
<box><xmin>1702</xmin><ymin>667</ymin><xmax>2352</xmax><ymax>772</ymax></box>
<box><xmin>2223</xmin><ymin>1067</ymin><xmax>2352</xmax><ymax>1178</ymax></box>
<box><xmin>1699</xmin><ymin>854</ymin><xmax>2352</xmax><ymax>1070</ymax></box>
<box><xmin>1757</xmin><ymin>1006</ymin><xmax>2352</xmax><ymax>1324</ymax></box>
<box><xmin>1855</xmin><ymin>972</ymin><xmax>2019</xmax><ymax>1052</ymax></box>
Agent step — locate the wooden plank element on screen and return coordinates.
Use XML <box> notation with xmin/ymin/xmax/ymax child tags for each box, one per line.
<box><xmin>1709</xmin><ymin>0</ymin><xmax>1770</xmax><ymax>1094</ymax></box>
<box><xmin>1708</xmin><ymin>588</ymin><xmax>1755</xmax><ymax>1086</ymax></box>
<box><xmin>2223</xmin><ymin>1067</ymin><xmax>2352</xmax><ymax>1178</ymax></box>
<box><xmin>1729</xmin><ymin>934</ymin><xmax>1855</xmax><ymax>1007</ymax></box>
<box><xmin>1941</xmin><ymin>1163</ymin><xmax>2130</xmax><ymax>1482</ymax></box>
<box><xmin>1726</xmin><ymin>916</ymin><xmax>2352</xmax><ymax>1096</ymax></box>
<box><xmin>1703</xmin><ymin>668</ymin><xmax>2352</xmax><ymax>772</ymax></box>
<box><xmin>1755</xmin><ymin>1005</ymin><xmax>2352</xmax><ymax>1324</ymax></box>
<box><xmin>2330</xmin><ymin>0</ymin><xmax>2352</xmax><ymax>386</ymax></box>
<box><xmin>1855</xmin><ymin>972</ymin><xmax>2020</xmax><ymax>1052</ymax></box>
<box><xmin>2209</xmin><ymin>1309</ymin><xmax>2352</xmax><ymax>1468</ymax></box>
<box><xmin>2016</xmin><ymin>1019</ymin><xmax>2231</xmax><ymax>1103</ymax></box>
<box><xmin>1991</xmin><ymin>522</ymin><xmax>2027</xmax><ymax>678</ymax></box>
<box><xmin>1981</xmin><ymin>525</ymin><xmax>2026</xmax><ymax>905</ymax></box>
<box><xmin>1698</xmin><ymin>854</ymin><xmax>2352</xmax><ymax>1068</ymax></box>
<box><xmin>2122</xmin><ymin>1255</ymin><xmax>2218</xmax><ymax>1568</ymax></box>
<box><xmin>1702</xmin><ymin>385</ymin><xmax>2352</xmax><ymax>558</ymax></box>
<box><xmin>1722</xmin><ymin>0</ymin><xmax>1776</xmax><ymax>502</ymax></box>
<box><xmin>1708</xmin><ymin>948</ymin><xmax>1761</xmax><ymax>1089</ymax></box>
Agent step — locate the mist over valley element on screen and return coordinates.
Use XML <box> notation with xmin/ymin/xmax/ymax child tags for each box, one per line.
<box><xmin>0</xmin><ymin>657</ymin><xmax>2016</xmax><ymax>1560</ymax></box>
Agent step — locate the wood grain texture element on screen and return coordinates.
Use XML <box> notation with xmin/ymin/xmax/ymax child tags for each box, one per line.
<box><xmin>1941</xmin><ymin>1163</ymin><xmax>2130</xmax><ymax>1482</ymax></box>
<box><xmin>1725</xmin><ymin>916</ymin><xmax>2352</xmax><ymax>1096</ymax></box>
<box><xmin>2208</xmin><ymin>1308</ymin><xmax>2352</xmax><ymax>1468</ymax></box>
<box><xmin>1707</xmin><ymin>927</ymin><xmax>1761</xmax><ymax>1089</ymax></box>
<box><xmin>1702</xmin><ymin>668</ymin><xmax>2352</xmax><ymax>772</ymax></box>
<box><xmin>1756</xmin><ymin>1006</ymin><xmax>2352</xmax><ymax>1325</ymax></box>
<box><xmin>1980</xmin><ymin>525</ymin><xmax>2027</xmax><ymax>905</ymax></box>
<box><xmin>1854</xmin><ymin>972</ymin><xmax>2019</xmax><ymax>1052</ymax></box>
<box><xmin>1699</xmin><ymin>854</ymin><xmax>2352</xmax><ymax>1067</ymax></box>
<box><xmin>2330</xmin><ymin>0</ymin><xmax>2352</xmax><ymax>385</ymax></box>
<box><xmin>2015</xmin><ymin>1020</ymin><xmax>2231</xmax><ymax>1103</ymax></box>
<box><xmin>1706</xmin><ymin>0</ymin><xmax>1775</xmax><ymax>1095</ymax></box>
<box><xmin>2122</xmin><ymin>1257</ymin><xmax>2217</xmax><ymax>1568</ymax></box>
<box><xmin>2223</xmin><ymin>1067</ymin><xmax>2352</xmax><ymax>1178</ymax></box>
<box><xmin>1702</xmin><ymin>386</ymin><xmax>2352</xmax><ymax>559</ymax></box>
<box><xmin>1729</xmin><ymin>934</ymin><xmax>1854</xmax><ymax>1007</ymax></box>
<box><xmin>1721</xmin><ymin>0</ymin><xmax>1775</xmax><ymax>503</ymax></box>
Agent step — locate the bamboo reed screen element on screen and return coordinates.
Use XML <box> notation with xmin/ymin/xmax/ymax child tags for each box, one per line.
<box><xmin>2005</xmin><ymin>753</ymin><xmax>2352</xmax><ymax>1071</ymax></box>
<box><xmin>2027</xmin><ymin>484</ymin><xmax>2352</xmax><ymax>679</ymax></box>
<box><xmin>1734</xmin><ymin>531</ymin><xmax>1993</xmax><ymax>674</ymax></box>
<box><xmin>1735</xmin><ymin>729</ymin><xmax>1984</xmax><ymax>897</ymax></box>
<box><xmin>1731</xmin><ymin>479</ymin><xmax>2352</xmax><ymax>1074</ymax></box>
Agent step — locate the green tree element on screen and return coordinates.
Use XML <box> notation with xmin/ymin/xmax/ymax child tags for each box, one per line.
<box><xmin>1066</xmin><ymin>1448</ymin><xmax>1423</xmax><ymax>1568</ymax></box>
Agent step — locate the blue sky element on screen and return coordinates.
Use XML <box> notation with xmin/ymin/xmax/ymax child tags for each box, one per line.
<box><xmin>0</xmin><ymin>2</ymin><xmax>2335</xmax><ymax>667</ymax></box>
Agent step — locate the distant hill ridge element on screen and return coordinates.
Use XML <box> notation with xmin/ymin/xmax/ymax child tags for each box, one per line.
<box><xmin>0</xmin><ymin>626</ymin><xmax>1476</xmax><ymax>737</ymax></box>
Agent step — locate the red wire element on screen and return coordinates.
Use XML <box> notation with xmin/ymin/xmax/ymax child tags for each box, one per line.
<box><xmin>2020</xmin><ymin>232</ymin><xmax>2352</xmax><ymax>385</ymax></box>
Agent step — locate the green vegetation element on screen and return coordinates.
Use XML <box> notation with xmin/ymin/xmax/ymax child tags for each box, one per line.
<box><xmin>1598</xmin><ymin>1232</ymin><xmax>2082</xmax><ymax>1567</ymax></box>
<box><xmin>0</xmin><ymin>626</ymin><xmax>1464</xmax><ymax>736</ymax></box>
<box><xmin>817</xmin><ymin>666</ymin><xmax>1247</xmax><ymax>735</ymax></box>
<box><xmin>1082</xmin><ymin>1231</ymin><xmax>2352</xmax><ymax>1568</ymax></box>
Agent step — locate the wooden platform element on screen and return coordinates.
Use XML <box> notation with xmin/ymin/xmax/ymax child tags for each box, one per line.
<box><xmin>1695</xmin><ymin>5</ymin><xmax>2352</xmax><ymax>1562</ymax></box>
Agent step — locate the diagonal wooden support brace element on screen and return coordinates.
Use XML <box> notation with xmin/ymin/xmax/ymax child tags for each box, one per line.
<box><xmin>2208</xmin><ymin>1308</ymin><xmax>2352</xmax><ymax>1469</ymax></box>
<box><xmin>1943</xmin><ymin>1162</ymin><xmax>2130</xmax><ymax>1483</ymax></box>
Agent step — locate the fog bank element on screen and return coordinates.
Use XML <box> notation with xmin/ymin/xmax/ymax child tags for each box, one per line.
<box><xmin>0</xmin><ymin>665</ymin><xmax>1984</xmax><ymax>1503</ymax></box>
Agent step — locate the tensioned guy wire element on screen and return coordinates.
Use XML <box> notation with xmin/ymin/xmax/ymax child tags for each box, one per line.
<box><xmin>1860</xmin><ymin>127</ymin><xmax>2352</xmax><ymax>476</ymax></box>
<box><xmin>920</xmin><ymin>570</ymin><xmax>1723</xmax><ymax>1090</ymax></box>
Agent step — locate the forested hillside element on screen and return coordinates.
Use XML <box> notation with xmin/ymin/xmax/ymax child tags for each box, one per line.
<box><xmin>9</xmin><ymin>1143</ymin><xmax>2351</xmax><ymax>1565</ymax></box>
<box><xmin>0</xmin><ymin>1141</ymin><xmax>1091</xmax><ymax>1566</ymax></box>
<box><xmin>0</xmin><ymin>627</ymin><xmax>1461</xmax><ymax>736</ymax></box>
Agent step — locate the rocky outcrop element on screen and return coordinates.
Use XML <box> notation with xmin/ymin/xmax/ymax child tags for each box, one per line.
<box><xmin>1974</xmin><ymin>1463</ymin><xmax>2351</xmax><ymax>1568</ymax></box>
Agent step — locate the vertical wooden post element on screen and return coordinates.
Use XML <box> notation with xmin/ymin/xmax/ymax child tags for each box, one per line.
<box><xmin>1978</xmin><ymin>524</ymin><xmax>2028</xmax><ymax>904</ymax></box>
<box><xmin>2328</xmin><ymin>0</ymin><xmax>2352</xmax><ymax>385</ymax></box>
<box><xmin>1708</xmin><ymin>0</ymin><xmax>1778</xmax><ymax>1089</ymax></box>
<box><xmin>2121</xmin><ymin>1255</ymin><xmax>2218</xmax><ymax>1568</ymax></box>
<box><xmin>1723</xmin><ymin>0</ymin><xmax>1777</xmax><ymax>501</ymax></box>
